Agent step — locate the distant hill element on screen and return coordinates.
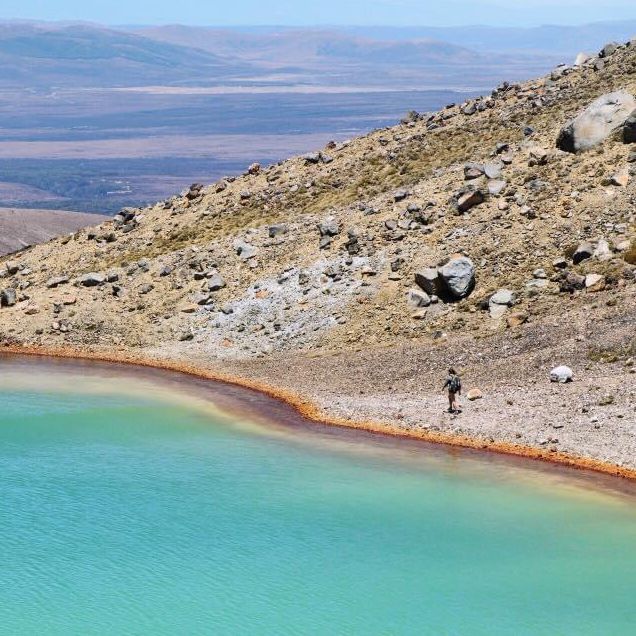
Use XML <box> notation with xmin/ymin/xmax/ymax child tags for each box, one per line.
<box><xmin>137</xmin><ymin>26</ymin><xmax>486</xmax><ymax>65</ymax></box>
<box><xmin>0</xmin><ymin>23</ymin><xmax>252</xmax><ymax>88</ymax></box>
<box><xmin>0</xmin><ymin>207</ymin><xmax>107</xmax><ymax>255</ymax></box>
<box><xmin>341</xmin><ymin>21</ymin><xmax>636</xmax><ymax>56</ymax></box>
<box><xmin>135</xmin><ymin>25</ymin><xmax>559</xmax><ymax>84</ymax></box>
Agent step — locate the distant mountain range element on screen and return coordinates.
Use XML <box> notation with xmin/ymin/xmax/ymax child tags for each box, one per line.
<box><xmin>0</xmin><ymin>21</ymin><xmax>560</xmax><ymax>90</ymax></box>
<box><xmin>2</xmin><ymin>19</ymin><xmax>635</xmax><ymax>91</ymax></box>
<box><xmin>0</xmin><ymin>22</ymin><xmax>251</xmax><ymax>88</ymax></box>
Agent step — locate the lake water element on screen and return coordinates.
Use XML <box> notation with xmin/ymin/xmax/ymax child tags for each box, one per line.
<box><xmin>1</xmin><ymin>357</ymin><xmax>635</xmax><ymax>635</ymax></box>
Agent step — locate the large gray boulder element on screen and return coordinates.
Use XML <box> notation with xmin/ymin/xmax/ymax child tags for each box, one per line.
<box><xmin>599</xmin><ymin>42</ymin><xmax>619</xmax><ymax>58</ymax></box>
<box><xmin>556</xmin><ymin>91</ymin><xmax>636</xmax><ymax>153</ymax></box>
<box><xmin>438</xmin><ymin>257</ymin><xmax>476</xmax><ymax>299</ymax></box>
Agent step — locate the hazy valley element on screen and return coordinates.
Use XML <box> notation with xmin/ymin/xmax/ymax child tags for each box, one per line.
<box><xmin>3</xmin><ymin>19</ymin><xmax>636</xmax><ymax>220</ymax></box>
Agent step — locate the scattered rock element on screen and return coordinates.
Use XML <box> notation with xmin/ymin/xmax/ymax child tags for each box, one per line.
<box><xmin>489</xmin><ymin>289</ymin><xmax>516</xmax><ymax>318</ymax></box>
<box><xmin>550</xmin><ymin>365</ymin><xmax>573</xmax><ymax>383</ymax></box>
<box><xmin>528</xmin><ymin>146</ymin><xmax>549</xmax><ymax>166</ymax></box>
<box><xmin>186</xmin><ymin>183</ymin><xmax>204</xmax><ymax>200</ymax></box>
<box><xmin>234</xmin><ymin>240</ymin><xmax>259</xmax><ymax>261</ymax></box>
<box><xmin>79</xmin><ymin>272</ymin><xmax>106</xmax><ymax>287</ymax></box>
<box><xmin>268</xmin><ymin>224</ymin><xmax>288</xmax><ymax>238</ymax></box>
<box><xmin>318</xmin><ymin>216</ymin><xmax>340</xmax><ymax>237</ymax></box>
<box><xmin>438</xmin><ymin>256</ymin><xmax>476</xmax><ymax>299</ymax></box>
<box><xmin>610</xmin><ymin>166</ymin><xmax>629</xmax><ymax>187</ymax></box>
<box><xmin>466</xmin><ymin>389</ymin><xmax>483</xmax><ymax>401</ymax></box>
<box><xmin>506</xmin><ymin>311</ymin><xmax>529</xmax><ymax>328</ymax></box>
<box><xmin>464</xmin><ymin>163</ymin><xmax>484</xmax><ymax>180</ymax></box>
<box><xmin>415</xmin><ymin>268</ymin><xmax>441</xmax><ymax>295</ymax></box>
<box><xmin>561</xmin><ymin>272</ymin><xmax>586</xmax><ymax>292</ymax></box>
<box><xmin>1</xmin><ymin>288</ymin><xmax>17</xmax><ymax>307</ymax></box>
<box><xmin>206</xmin><ymin>272</ymin><xmax>226</xmax><ymax>292</ymax></box>
<box><xmin>159</xmin><ymin>265</ymin><xmax>174</xmax><ymax>277</ymax></box>
<box><xmin>623</xmin><ymin>110</ymin><xmax>636</xmax><ymax>143</ymax></box>
<box><xmin>593</xmin><ymin>239</ymin><xmax>613</xmax><ymax>261</ymax></box>
<box><xmin>484</xmin><ymin>162</ymin><xmax>502</xmax><ymax>179</ymax></box>
<box><xmin>407</xmin><ymin>289</ymin><xmax>431</xmax><ymax>309</ymax></box>
<box><xmin>572</xmin><ymin>242</ymin><xmax>594</xmax><ymax>264</ymax></box>
<box><xmin>490</xmin><ymin>289</ymin><xmax>516</xmax><ymax>306</ymax></box>
<box><xmin>46</xmin><ymin>276</ymin><xmax>69</xmax><ymax>289</ymax></box>
<box><xmin>488</xmin><ymin>180</ymin><xmax>507</xmax><ymax>196</ymax></box>
<box><xmin>585</xmin><ymin>273</ymin><xmax>606</xmax><ymax>292</ymax></box>
<box><xmin>455</xmin><ymin>187</ymin><xmax>486</xmax><ymax>213</ymax></box>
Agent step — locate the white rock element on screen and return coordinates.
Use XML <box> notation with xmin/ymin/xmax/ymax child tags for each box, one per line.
<box><xmin>574</xmin><ymin>52</ymin><xmax>591</xmax><ymax>66</ymax></box>
<box><xmin>550</xmin><ymin>366</ymin><xmax>574</xmax><ymax>383</ymax></box>
<box><xmin>593</xmin><ymin>239</ymin><xmax>612</xmax><ymax>261</ymax></box>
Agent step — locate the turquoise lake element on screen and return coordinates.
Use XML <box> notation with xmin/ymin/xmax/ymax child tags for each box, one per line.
<box><xmin>1</xmin><ymin>358</ymin><xmax>635</xmax><ymax>635</ymax></box>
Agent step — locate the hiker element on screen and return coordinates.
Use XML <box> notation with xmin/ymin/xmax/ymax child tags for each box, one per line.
<box><xmin>443</xmin><ymin>368</ymin><xmax>462</xmax><ymax>414</ymax></box>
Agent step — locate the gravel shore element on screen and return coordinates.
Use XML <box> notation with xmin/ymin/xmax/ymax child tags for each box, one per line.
<box><xmin>209</xmin><ymin>305</ymin><xmax>636</xmax><ymax>473</ymax></box>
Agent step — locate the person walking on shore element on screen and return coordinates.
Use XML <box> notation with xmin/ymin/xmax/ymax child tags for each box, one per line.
<box><xmin>443</xmin><ymin>368</ymin><xmax>462</xmax><ymax>414</ymax></box>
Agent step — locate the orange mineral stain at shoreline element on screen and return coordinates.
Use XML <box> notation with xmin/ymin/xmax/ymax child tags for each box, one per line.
<box><xmin>2</xmin><ymin>344</ymin><xmax>636</xmax><ymax>483</ymax></box>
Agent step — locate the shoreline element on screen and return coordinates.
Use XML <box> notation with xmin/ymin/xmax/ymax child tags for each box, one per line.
<box><xmin>3</xmin><ymin>342</ymin><xmax>636</xmax><ymax>483</ymax></box>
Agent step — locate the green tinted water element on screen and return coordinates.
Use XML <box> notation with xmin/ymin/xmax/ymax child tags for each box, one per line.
<box><xmin>1</xmin><ymin>364</ymin><xmax>635</xmax><ymax>635</ymax></box>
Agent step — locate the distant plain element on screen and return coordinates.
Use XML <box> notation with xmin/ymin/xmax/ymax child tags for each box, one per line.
<box><xmin>1</xmin><ymin>19</ymin><xmax>635</xmax><ymax>215</ymax></box>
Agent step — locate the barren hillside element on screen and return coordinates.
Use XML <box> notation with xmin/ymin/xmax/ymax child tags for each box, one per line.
<box><xmin>0</xmin><ymin>208</ymin><xmax>108</xmax><ymax>256</ymax></box>
<box><xmin>1</xmin><ymin>40</ymin><xmax>635</xmax><ymax>472</ymax></box>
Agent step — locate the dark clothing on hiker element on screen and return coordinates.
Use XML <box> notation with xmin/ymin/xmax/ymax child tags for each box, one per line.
<box><xmin>443</xmin><ymin>373</ymin><xmax>461</xmax><ymax>413</ymax></box>
<box><xmin>443</xmin><ymin>375</ymin><xmax>461</xmax><ymax>394</ymax></box>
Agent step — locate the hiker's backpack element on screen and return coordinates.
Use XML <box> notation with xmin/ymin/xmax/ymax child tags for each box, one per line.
<box><xmin>449</xmin><ymin>375</ymin><xmax>461</xmax><ymax>392</ymax></box>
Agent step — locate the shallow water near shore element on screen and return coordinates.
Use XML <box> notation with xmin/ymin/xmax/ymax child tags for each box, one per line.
<box><xmin>1</xmin><ymin>357</ymin><xmax>636</xmax><ymax>635</ymax></box>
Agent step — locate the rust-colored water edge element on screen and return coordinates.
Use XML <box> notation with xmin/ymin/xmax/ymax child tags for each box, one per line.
<box><xmin>2</xmin><ymin>343</ymin><xmax>636</xmax><ymax>488</ymax></box>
